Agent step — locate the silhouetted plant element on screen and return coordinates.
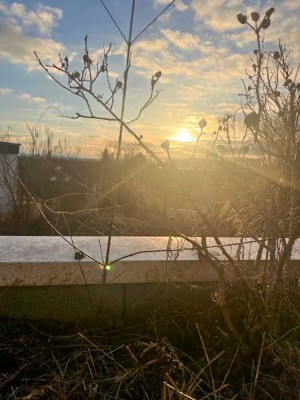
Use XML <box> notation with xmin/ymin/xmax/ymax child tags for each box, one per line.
<box><xmin>1</xmin><ymin>4</ymin><xmax>299</xmax><ymax>399</ymax></box>
<box><xmin>235</xmin><ymin>8</ymin><xmax>300</xmax><ymax>286</ymax></box>
<box><xmin>33</xmin><ymin>1</ymin><xmax>299</xmax><ymax>347</ymax></box>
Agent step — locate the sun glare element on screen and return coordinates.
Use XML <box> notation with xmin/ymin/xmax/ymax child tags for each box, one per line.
<box><xmin>172</xmin><ymin>129</ymin><xmax>195</xmax><ymax>143</ymax></box>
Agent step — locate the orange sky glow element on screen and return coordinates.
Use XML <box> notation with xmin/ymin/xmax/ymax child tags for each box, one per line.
<box><xmin>0</xmin><ymin>0</ymin><xmax>299</xmax><ymax>158</ymax></box>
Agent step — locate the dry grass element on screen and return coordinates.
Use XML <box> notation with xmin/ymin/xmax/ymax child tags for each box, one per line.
<box><xmin>0</xmin><ymin>283</ymin><xmax>299</xmax><ymax>399</ymax></box>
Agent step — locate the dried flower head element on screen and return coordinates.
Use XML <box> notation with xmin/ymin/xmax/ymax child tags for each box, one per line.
<box><xmin>251</xmin><ymin>12</ymin><xmax>260</xmax><ymax>22</ymax></box>
<box><xmin>237</xmin><ymin>13</ymin><xmax>247</xmax><ymax>24</ymax></box>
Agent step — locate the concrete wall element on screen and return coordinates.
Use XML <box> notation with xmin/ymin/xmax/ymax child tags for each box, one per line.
<box><xmin>0</xmin><ymin>236</ymin><xmax>299</xmax><ymax>323</ymax></box>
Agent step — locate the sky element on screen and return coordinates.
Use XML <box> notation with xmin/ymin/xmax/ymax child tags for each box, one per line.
<box><xmin>0</xmin><ymin>0</ymin><xmax>299</xmax><ymax>158</ymax></box>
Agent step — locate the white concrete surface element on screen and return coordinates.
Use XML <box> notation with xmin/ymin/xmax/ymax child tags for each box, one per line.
<box><xmin>0</xmin><ymin>236</ymin><xmax>299</xmax><ymax>286</ymax></box>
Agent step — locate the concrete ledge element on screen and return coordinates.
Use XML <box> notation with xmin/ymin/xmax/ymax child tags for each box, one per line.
<box><xmin>0</xmin><ymin>236</ymin><xmax>299</xmax><ymax>322</ymax></box>
<box><xmin>1</xmin><ymin>236</ymin><xmax>300</xmax><ymax>286</ymax></box>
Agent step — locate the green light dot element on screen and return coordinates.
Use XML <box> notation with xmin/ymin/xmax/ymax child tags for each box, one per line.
<box><xmin>105</xmin><ymin>265</ymin><xmax>111</xmax><ymax>271</ymax></box>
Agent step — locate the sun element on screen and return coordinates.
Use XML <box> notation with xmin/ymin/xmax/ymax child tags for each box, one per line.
<box><xmin>172</xmin><ymin>129</ymin><xmax>195</xmax><ymax>143</ymax></box>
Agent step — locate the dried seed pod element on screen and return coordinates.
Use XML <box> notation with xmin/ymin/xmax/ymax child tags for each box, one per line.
<box><xmin>161</xmin><ymin>140</ymin><xmax>169</xmax><ymax>152</ymax></box>
<box><xmin>273</xmin><ymin>51</ymin><xmax>280</xmax><ymax>60</ymax></box>
<box><xmin>265</xmin><ymin>7</ymin><xmax>275</xmax><ymax>18</ymax></box>
<box><xmin>75</xmin><ymin>251</ymin><xmax>85</xmax><ymax>260</ymax></box>
<box><xmin>83</xmin><ymin>54</ymin><xmax>93</xmax><ymax>66</ymax></box>
<box><xmin>260</xmin><ymin>17</ymin><xmax>271</xmax><ymax>29</ymax></box>
<box><xmin>152</xmin><ymin>71</ymin><xmax>162</xmax><ymax>87</ymax></box>
<box><xmin>237</xmin><ymin>13</ymin><xmax>247</xmax><ymax>24</ymax></box>
<box><xmin>116</xmin><ymin>80</ymin><xmax>123</xmax><ymax>89</ymax></box>
<box><xmin>253</xmin><ymin>49</ymin><xmax>258</xmax><ymax>55</ymax></box>
<box><xmin>198</xmin><ymin>118</ymin><xmax>207</xmax><ymax>129</ymax></box>
<box><xmin>70</xmin><ymin>71</ymin><xmax>80</xmax><ymax>80</ymax></box>
<box><xmin>154</xmin><ymin>71</ymin><xmax>162</xmax><ymax>79</ymax></box>
<box><xmin>251</xmin><ymin>12</ymin><xmax>260</xmax><ymax>21</ymax></box>
<box><xmin>63</xmin><ymin>56</ymin><xmax>69</xmax><ymax>71</ymax></box>
<box><xmin>284</xmin><ymin>79</ymin><xmax>292</xmax><ymax>87</ymax></box>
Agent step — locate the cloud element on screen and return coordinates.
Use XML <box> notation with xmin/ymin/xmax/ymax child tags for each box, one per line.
<box><xmin>135</xmin><ymin>38</ymin><xmax>167</xmax><ymax>53</ymax></box>
<box><xmin>0</xmin><ymin>88</ymin><xmax>46</xmax><ymax>104</ymax></box>
<box><xmin>154</xmin><ymin>0</ymin><xmax>188</xmax><ymax>12</ymax></box>
<box><xmin>0</xmin><ymin>21</ymin><xmax>65</xmax><ymax>70</ymax></box>
<box><xmin>282</xmin><ymin>0</ymin><xmax>300</xmax><ymax>11</ymax></box>
<box><xmin>192</xmin><ymin>2</ymin><xmax>300</xmax><ymax>57</ymax></box>
<box><xmin>191</xmin><ymin>0</ymin><xmax>244</xmax><ymax>32</ymax></box>
<box><xmin>18</xmin><ymin>93</ymin><xmax>46</xmax><ymax>103</ymax></box>
<box><xmin>112</xmin><ymin>37</ymin><xmax>167</xmax><ymax>58</ymax></box>
<box><xmin>133</xmin><ymin>41</ymin><xmax>246</xmax><ymax>83</ymax></box>
<box><xmin>267</xmin><ymin>10</ymin><xmax>300</xmax><ymax>63</ymax></box>
<box><xmin>160</xmin><ymin>29</ymin><xmax>201</xmax><ymax>51</ymax></box>
<box><xmin>0</xmin><ymin>2</ymin><xmax>63</xmax><ymax>35</ymax></box>
<box><xmin>225</xmin><ymin>7</ymin><xmax>300</xmax><ymax>65</ymax></box>
<box><xmin>0</xmin><ymin>87</ymin><xmax>13</xmax><ymax>95</ymax></box>
<box><xmin>226</xmin><ymin>29</ymin><xmax>256</xmax><ymax>48</ymax></box>
<box><xmin>214</xmin><ymin>101</ymin><xmax>242</xmax><ymax>113</ymax></box>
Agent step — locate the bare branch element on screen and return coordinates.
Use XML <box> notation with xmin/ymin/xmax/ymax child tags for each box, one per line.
<box><xmin>132</xmin><ymin>0</ymin><xmax>176</xmax><ymax>44</ymax></box>
<box><xmin>99</xmin><ymin>0</ymin><xmax>128</xmax><ymax>44</ymax></box>
<box><xmin>128</xmin><ymin>72</ymin><xmax>162</xmax><ymax>123</ymax></box>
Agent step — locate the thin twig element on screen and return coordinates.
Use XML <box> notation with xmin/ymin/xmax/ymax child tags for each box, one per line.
<box><xmin>99</xmin><ymin>0</ymin><xmax>128</xmax><ymax>43</ymax></box>
<box><xmin>196</xmin><ymin>324</ymin><xmax>217</xmax><ymax>400</ymax></box>
<box><xmin>132</xmin><ymin>0</ymin><xmax>176</xmax><ymax>43</ymax></box>
<box><xmin>163</xmin><ymin>381</ymin><xmax>197</xmax><ymax>400</ymax></box>
<box><xmin>251</xmin><ymin>332</ymin><xmax>265</xmax><ymax>400</ymax></box>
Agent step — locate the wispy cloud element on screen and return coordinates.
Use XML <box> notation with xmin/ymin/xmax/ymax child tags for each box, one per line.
<box><xmin>0</xmin><ymin>87</ymin><xmax>46</xmax><ymax>104</ymax></box>
<box><xmin>160</xmin><ymin>29</ymin><xmax>201</xmax><ymax>51</ymax></box>
<box><xmin>191</xmin><ymin>0</ymin><xmax>243</xmax><ymax>32</ymax></box>
<box><xmin>0</xmin><ymin>87</ymin><xmax>13</xmax><ymax>95</ymax></box>
<box><xmin>154</xmin><ymin>0</ymin><xmax>188</xmax><ymax>12</ymax></box>
<box><xmin>18</xmin><ymin>93</ymin><xmax>46</xmax><ymax>103</ymax></box>
<box><xmin>0</xmin><ymin>21</ymin><xmax>64</xmax><ymax>70</ymax></box>
<box><xmin>133</xmin><ymin>37</ymin><xmax>246</xmax><ymax>83</ymax></box>
<box><xmin>135</xmin><ymin>37</ymin><xmax>167</xmax><ymax>53</ymax></box>
<box><xmin>0</xmin><ymin>1</ymin><xmax>63</xmax><ymax>35</ymax></box>
<box><xmin>112</xmin><ymin>37</ymin><xmax>167</xmax><ymax>57</ymax></box>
